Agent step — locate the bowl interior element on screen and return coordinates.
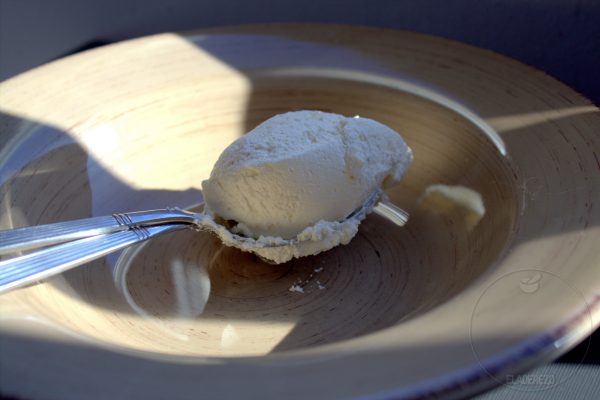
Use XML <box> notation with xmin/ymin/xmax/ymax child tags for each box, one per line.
<box><xmin>0</xmin><ymin>74</ymin><xmax>518</xmax><ymax>357</ymax></box>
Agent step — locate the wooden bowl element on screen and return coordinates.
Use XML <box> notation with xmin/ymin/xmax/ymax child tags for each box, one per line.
<box><xmin>1</xmin><ymin>24</ymin><xmax>599</xmax><ymax>399</ymax></box>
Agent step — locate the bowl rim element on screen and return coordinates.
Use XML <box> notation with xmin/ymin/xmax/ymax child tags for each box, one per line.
<box><xmin>1</xmin><ymin>23</ymin><xmax>599</xmax><ymax>400</ymax></box>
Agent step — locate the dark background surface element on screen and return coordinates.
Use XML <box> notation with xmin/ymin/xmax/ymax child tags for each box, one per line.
<box><xmin>1</xmin><ymin>0</ymin><xmax>599</xmax><ymax>104</ymax></box>
<box><xmin>0</xmin><ymin>1</ymin><xmax>598</xmax><ymax>399</ymax></box>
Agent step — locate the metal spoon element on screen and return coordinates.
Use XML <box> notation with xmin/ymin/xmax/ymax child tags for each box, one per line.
<box><xmin>0</xmin><ymin>191</ymin><xmax>408</xmax><ymax>293</ymax></box>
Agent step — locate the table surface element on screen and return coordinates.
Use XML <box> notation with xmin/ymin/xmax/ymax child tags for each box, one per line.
<box><xmin>476</xmin><ymin>328</ymin><xmax>599</xmax><ymax>399</ymax></box>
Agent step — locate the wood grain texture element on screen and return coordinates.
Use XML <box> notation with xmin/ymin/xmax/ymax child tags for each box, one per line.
<box><xmin>0</xmin><ymin>24</ymin><xmax>598</xmax><ymax>400</ymax></box>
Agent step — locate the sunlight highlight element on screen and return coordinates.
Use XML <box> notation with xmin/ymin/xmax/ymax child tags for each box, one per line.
<box><xmin>170</xmin><ymin>258</ymin><xmax>210</xmax><ymax>319</ymax></box>
<box><xmin>0</xmin><ymin>33</ymin><xmax>253</xmax><ymax>191</ymax></box>
<box><xmin>487</xmin><ymin>106</ymin><xmax>598</xmax><ymax>132</ymax></box>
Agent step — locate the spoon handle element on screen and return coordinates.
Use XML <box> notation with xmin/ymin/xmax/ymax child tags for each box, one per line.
<box><xmin>373</xmin><ymin>201</ymin><xmax>410</xmax><ymax>227</ymax></box>
<box><xmin>0</xmin><ymin>224</ymin><xmax>188</xmax><ymax>294</ymax></box>
<box><xmin>0</xmin><ymin>208</ymin><xmax>198</xmax><ymax>255</ymax></box>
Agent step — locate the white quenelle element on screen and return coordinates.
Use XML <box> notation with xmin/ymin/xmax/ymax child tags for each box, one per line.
<box><xmin>202</xmin><ymin>111</ymin><xmax>412</xmax><ymax>263</ymax></box>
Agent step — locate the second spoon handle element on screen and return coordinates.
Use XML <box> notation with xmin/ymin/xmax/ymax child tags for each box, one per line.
<box><xmin>0</xmin><ymin>224</ymin><xmax>189</xmax><ymax>294</ymax></box>
<box><xmin>0</xmin><ymin>208</ymin><xmax>198</xmax><ymax>255</ymax></box>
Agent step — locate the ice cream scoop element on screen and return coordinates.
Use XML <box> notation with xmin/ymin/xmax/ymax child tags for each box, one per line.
<box><xmin>201</xmin><ymin>110</ymin><xmax>413</xmax><ymax>262</ymax></box>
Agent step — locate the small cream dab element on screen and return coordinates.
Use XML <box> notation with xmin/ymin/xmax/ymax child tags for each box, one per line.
<box><xmin>419</xmin><ymin>184</ymin><xmax>485</xmax><ymax>230</ymax></box>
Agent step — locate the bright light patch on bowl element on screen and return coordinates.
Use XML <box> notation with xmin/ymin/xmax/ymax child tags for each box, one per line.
<box><xmin>220</xmin><ymin>323</ymin><xmax>240</xmax><ymax>349</ymax></box>
<box><xmin>487</xmin><ymin>106</ymin><xmax>598</xmax><ymax>133</ymax></box>
<box><xmin>80</xmin><ymin>124</ymin><xmax>120</xmax><ymax>156</ymax></box>
<box><xmin>170</xmin><ymin>258</ymin><xmax>210</xmax><ymax>319</ymax></box>
<box><xmin>1</xmin><ymin>34</ymin><xmax>253</xmax><ymax>193</ymax></box>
